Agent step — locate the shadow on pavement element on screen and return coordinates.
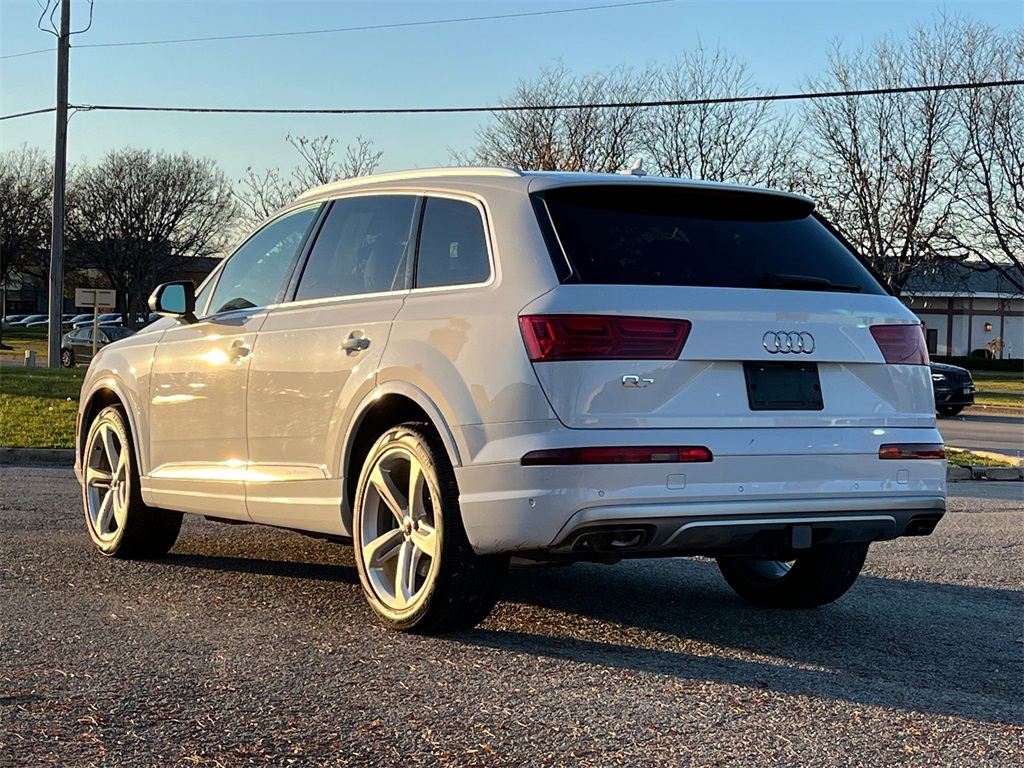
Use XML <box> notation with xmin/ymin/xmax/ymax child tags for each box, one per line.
<box><xmin>457</xmin><ymin>557</ymin><xmax>1023</xmax><ymax>726</ymax></box>
<box><xmin>158</xmin><ymin>551</ymin><xmax>359</xmax><ymax>585</ymax></box>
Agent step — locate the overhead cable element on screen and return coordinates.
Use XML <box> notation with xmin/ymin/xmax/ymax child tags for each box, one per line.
<box><xmin>0</xmin><ymin>0</ymin><xmax>676</xmax><ymax>60</ymax></box>
<box><xmin>2</xmin><ymin>79</ymin><xmax>1020</xmax><ymax>123</ymax></box>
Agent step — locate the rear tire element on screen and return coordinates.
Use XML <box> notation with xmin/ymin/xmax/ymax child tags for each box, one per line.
<box><xmin>353</xmin><ymin>423</ymin><xmax>508</xmax><ymax>633</ymax></box>
<box><xmin>716</xmin><ymin>543</ymin><xmax>869</xmax><ymax>608</ymax></box>
<box><xmin>60</xmin><ymin>348</ymin><xmax>74</xmax><ymax>368</ymax></box>
<box><xmin>82</xmin><ymin>405</ymin><xmax>182</xmax><ymax>558</ymax></box>
<box><xmin>936</xmin><ymin>405</ymin><xmax>964</xmax><ymax>417</ymax></box>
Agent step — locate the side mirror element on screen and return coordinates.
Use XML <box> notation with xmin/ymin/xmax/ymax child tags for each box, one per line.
<box><xmin>148</xmin><ymin>281</ymin><xmax>197</xmax><ymax>324</ymax></box>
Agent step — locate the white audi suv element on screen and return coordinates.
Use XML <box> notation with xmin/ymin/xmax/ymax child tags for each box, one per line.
<box><xmin>74</xmin><ymin>168</ymin><xmax>946</xmax><ymax>632</ymax></box>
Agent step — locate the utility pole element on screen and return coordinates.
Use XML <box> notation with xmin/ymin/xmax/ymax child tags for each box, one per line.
<box><xmin>47</xmin><ymin>0</ymin><xmax>71</xmax><ymax>368</ymax></box>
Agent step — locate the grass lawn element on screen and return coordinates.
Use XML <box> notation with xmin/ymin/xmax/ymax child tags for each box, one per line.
<box><xmin>945</xmin><ymin>449</ymin><xmax>1015</xmax><ymax>468</ymax></box>
<box><xmin>0</xmin><ymin>367</ymin><xmax>85</xmax><ymax>449</ymax></box>
<box><xmin>972</xmin><ymin>373</ymin><xmax>1024</xmax><ymax>409</ymax></box>
<box><xmin>0</xmin><ymin>328</ymin><xmax>50</xmax><ymax>359</ymax></box>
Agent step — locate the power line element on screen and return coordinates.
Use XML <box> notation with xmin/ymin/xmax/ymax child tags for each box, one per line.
<box><xmin>2</xmin><ymin>79</ymin><xmax>1021</xmax><ymax>123</ymax></box>
<box><xmin>0</xmin><ymin>106</ymin><xmax>57</xmax><ymax>121</ymax></box>
<box><xmin>0</xmin><ymin>0</ymin><xmax>676</xmax><ymax>61</ymax></box>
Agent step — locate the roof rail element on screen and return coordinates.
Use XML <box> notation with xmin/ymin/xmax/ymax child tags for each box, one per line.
<box><xmin>295</xmin><ymin>166</ymin><xmax>523</xmax><ymax>201</ymax></box>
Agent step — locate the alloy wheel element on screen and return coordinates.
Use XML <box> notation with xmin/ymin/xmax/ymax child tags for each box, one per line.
<box><xmin>85</xmin><ymin>421</ymin><xmax>130</xmax><ymax>543</ymax></box>
<box><xmin>358</xmin><ymin>445</ymin><xmax>440</xmax><ymax>611</ymax></box>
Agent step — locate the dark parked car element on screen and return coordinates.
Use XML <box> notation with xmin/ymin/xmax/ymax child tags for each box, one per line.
<box><xmin>60</xmin><ymin>325</ymin><xmax>136</xmax><ymax>367</ymax></box>
<box><xmin>9</xmin><ymin>313</ymin><xmax>48</xmax><ymax>327</ymax></box>
<box><xmin>2</xmin><ymin>314</ymin><xmax>29</xmax><ymax>326</ymax></box>
<box><xmin>931</xmin><ymin>362</ymin><xmax>975</xmax><ymax>416</ymax></box>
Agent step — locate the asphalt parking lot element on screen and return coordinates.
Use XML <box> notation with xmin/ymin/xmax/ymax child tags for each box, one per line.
<box><xmin>1</xmin><ymin>466</ymin><xmax>1021</xmax><ymax>767</ymax></box>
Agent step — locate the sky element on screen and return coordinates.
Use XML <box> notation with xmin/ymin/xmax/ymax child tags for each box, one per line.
<box><xmin>1</xmin><ymin>0</ymin><xmax>1022</xmax><ymax>186</ymax></box>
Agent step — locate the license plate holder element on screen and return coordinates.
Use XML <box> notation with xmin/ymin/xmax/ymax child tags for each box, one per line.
<box><xmin>744</xmin><ymin>361</ymin><xmax>824</xmax><ymax>411</ymax></box>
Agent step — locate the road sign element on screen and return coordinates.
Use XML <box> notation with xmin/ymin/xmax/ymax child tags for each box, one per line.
<box><xmin>75</xmin><ymin>288</ymin><xmax>116</xmax><ymax>308</ymax></box>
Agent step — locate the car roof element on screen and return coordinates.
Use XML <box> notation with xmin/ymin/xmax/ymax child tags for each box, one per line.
<box><xmin>291</xmin><ymin>167</ymin><xmax>812</xmax><ymax>207</ymax></box>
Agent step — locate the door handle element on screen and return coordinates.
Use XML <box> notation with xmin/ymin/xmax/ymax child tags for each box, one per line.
<box><xmin>341</xmin><ymin>333</ymin><xmax>371</xmax><ymax>353</ymax></box>
<box><xmin>229</xmin><ymin>339</ymin><xmax>251</xmax><ymax>360</ymax></box>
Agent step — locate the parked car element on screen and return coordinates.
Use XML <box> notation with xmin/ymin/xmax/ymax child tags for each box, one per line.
<box><xmin>25</xmin><ymin>314</ymin><xmax>77</xmax><ymax>328</ymax></box>
<box><xmin>73</xmin><ymin>313</ymin><xmax>122</xmax><ymax>329</ymax></box>
<box><xmin>74</xmin><ymin>168</ymin><xmax>946</xmax><ymax>633</ymax></box>
<box><xmin>930</xmin><ymin>361</ymin><xmax>975</xmax><ymax>416</ymax></box>
<box><xmin>9</xmin><ymin>313</ymin><xmax>48</xmax><ymax>327</ymax></box>
<box><xmin>60</xmin><ymin>325</ymin><xmax>136</xmax><ymax>368</ymax></box>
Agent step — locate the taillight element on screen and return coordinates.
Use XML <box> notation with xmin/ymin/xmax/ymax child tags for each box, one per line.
<box><xmin>870</xmin><ymin>324</ymin><xmax>929</xmax><ymax>365</ymax></box>
<box><xmin>519</xmin><ymin>315</ymin><xmax>690</xmax><ymax>362</ymax></box>
<box><xmin>521</xmin><ymin>446</ymin><xmax>712</xmax><ymax>466</ymax></box>
<box><xmin>878</xmin><ymin>443</ymin><xmax>946</xmax><ymax>460</ymax></box>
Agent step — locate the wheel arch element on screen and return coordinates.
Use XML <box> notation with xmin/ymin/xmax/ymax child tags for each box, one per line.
<box><xmin>79</xmin><ymin>381</ymin><xmax>144</xmax><ymax>476</ymax></box>
<box><xmin>341</xmin><ymin>383</ymin><xmax>463</xmax><ymax>528</ymax></box>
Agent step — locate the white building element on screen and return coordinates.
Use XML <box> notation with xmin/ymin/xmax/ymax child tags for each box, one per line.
<box><xmin>902</xmin><ymin>262</ymin><xmax>1023</xmax><ymax>359</ymax></box>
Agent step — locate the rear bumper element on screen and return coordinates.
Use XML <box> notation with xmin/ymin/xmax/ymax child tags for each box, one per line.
<box><xmin>454</xmin><ymin>424</ymin><xmax>946</xmax><ymax>555</ymax></box>
<box><xmin>546</xmin><ymin>499</ymin><xmax>944</xmax><ymax>559</ymax></box>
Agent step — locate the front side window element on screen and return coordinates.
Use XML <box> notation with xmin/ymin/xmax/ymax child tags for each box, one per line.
<box><xmin>194</xmin><ymin>268</ymin><xmax>218</xmax><ymax>317</ymax></box>
<box><xmin>415</xmin><ymin>197</ymin><xmax>491</xmax><ymax>289</ymax></box>
<box><xmin>208</xmin><ymin>206</ymin><xmax>319</xmax><ymax>314</ymax></box>
<box><xmin>295</xmin><ymin>195</ymin><xmax>417</xmax><ymax>301</ymax></box>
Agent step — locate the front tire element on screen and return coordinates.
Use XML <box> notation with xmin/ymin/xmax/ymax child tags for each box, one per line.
<box><xmin>716</xmin><ymin>543</ymin><xmax>869</xmax><ymax>608</ymax></box>
<box><xmin>60</xmin><ymin>348</ymin><xmax>74</xmax><ymax>368</ymax></box>
<box><xmin>353</xmin><ymin>423</ymin><xmax>508</xmax><ymax>633</ymax></box>
<box><xmin>937</xmin><ymin>405</ymin><xmax>964</xmax><ymax>417</ymax></box>
<box><xmin>83</xmin><ymin>405</ymin><xmax>182</xmax><ymax>558</ymax></box>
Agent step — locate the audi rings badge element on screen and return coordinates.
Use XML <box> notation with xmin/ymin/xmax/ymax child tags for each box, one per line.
<box><xmin>762</xmin><ymin>331</ymin><xmax>815</xmax><ymax>354</ymax></box>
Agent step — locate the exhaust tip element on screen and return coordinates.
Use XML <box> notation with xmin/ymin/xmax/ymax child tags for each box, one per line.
<box><xmin>561</xmin><ymin>525</ymin><xmax>654</xmax><ymax>554</ymax></box>
<box><xmin>905</xmin><ymin>515</ymin><xmax>941</xmax><ymax>536</ymax></box>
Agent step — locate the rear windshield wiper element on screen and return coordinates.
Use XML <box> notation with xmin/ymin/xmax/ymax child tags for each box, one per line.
<box><xmin>757</xmin><ymin>273</ymin><xmax>863</xmax><ymax>293</ymax></box>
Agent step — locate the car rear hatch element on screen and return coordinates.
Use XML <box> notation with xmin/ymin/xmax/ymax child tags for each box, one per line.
<box><xmin>521</xmin><ymin>181</ymin><xmax>935</xmax><ymax>430</ymax></box>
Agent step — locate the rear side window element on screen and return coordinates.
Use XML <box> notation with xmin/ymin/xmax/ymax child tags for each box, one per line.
<box><xmin>415</xmin><ymin>197</ymin><xmax>491</xmax><ymax>289</ymax></box>
<box><xmin>103</xmin><ymin>326</ymin><xmax>134</xmax><ymax>341</ymax></box>
<box><xmin>538</xmin><ymin>185</ymin><xmax>886</xmax><ymax>295</ymax></box>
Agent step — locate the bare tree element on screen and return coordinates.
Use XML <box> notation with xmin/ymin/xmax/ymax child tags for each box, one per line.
<box><xmin>803</xmin><ymin>17</ymin><xmax>965</xmax><ymax>293</ymax></box>
<box><xmin>942</xmin><ymin>23</ymin><xmax>1023</xmax><ymax>291</ymax></box>
<box><xmin>640</xmin><ymin>48</ymin><xmax>804</xmax><ymax>188</ymax></box>
<box><xmin>66</xmin><ymin>148</ymin><xmax>239</xmax><ymax>326</ymax></box>
<box><xmin>465</xmin><ymin>61</ymin><xmax>650</xmax><ymax>172</ymax></box>
<box><xmin>0</xmin><ymin>145</ymin><xmax>52</xmax><ymax>348</ymax></box>
<box><xmin>236</xmin><ymin>134</ymin><xmax>383</xmax><ymax>224</ymax></box>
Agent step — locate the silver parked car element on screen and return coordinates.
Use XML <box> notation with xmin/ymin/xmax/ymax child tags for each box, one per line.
<box><xmin>74</xmin><ymin>168</ymin><xmax>946</xmax><ymax>633</ymax></box>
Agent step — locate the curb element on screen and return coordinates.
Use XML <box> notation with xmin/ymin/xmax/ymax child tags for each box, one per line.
<box><xmin>961</xmin><ymin>405</ymin><xmax>1023</xmax><ymax>417</ymax></box>
<box><xmin>0</xmin><ymin>447</ymin><xmax>74</xmax><ymax>466</ymax></box>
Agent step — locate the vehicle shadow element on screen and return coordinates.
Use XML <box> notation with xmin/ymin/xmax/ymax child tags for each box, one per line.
<box><xmin>459</xmin><ymin>558</ymin><xmax>1023</xmax><ymax>726</ymax></box>
<box><xmin>151</xmin><ymin>528</ymin><xmax>1021</xmax><ymax>726</ymax></box>
<box><xmin>159</xmin><ymin>551</ymin><xmax>359</xmax><ymax>585</ymax></box>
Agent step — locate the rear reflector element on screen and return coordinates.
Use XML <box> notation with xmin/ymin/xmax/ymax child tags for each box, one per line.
<box><xmin>519</xmin><ymin>314</ymin><xmax>690</xmax><ymax>362</ymax></box>
<box><xmin>878</xmin><ymin>443</ymin><xmax>946</xmax><ymax>460</ymax></box>
<box><xmin>521</xmin><ymin>446</ymin><xmax>712</xmax><ymax>466</ymax></box>
<box><xmin>870</xmin><ymin>324</ymin><xmax>929</xmax><ymax>365</ymax></box>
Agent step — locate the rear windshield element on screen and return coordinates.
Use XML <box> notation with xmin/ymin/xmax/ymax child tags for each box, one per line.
<box><xmin>536</xmin><ymin>185</ymin><xmax>887</xmax><ymax>295</ymax></box>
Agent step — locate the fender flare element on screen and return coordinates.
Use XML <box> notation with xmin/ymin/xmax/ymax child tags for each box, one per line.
<box><xmin>80</xmin><ymin>375</ymin><xmax>146</xmax><ymax>475</ymax></box>
<box><xmin>344</xmin><ymin>380</ymin><xmax>464</xmax><ymax>471</ymax></box>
